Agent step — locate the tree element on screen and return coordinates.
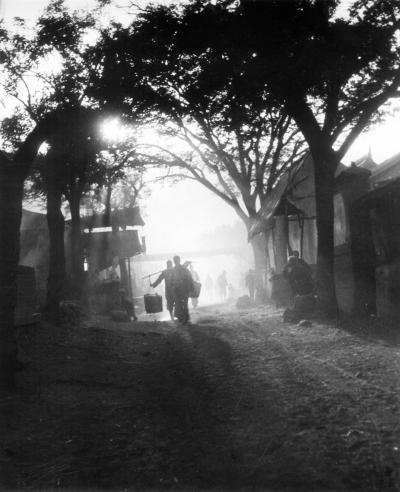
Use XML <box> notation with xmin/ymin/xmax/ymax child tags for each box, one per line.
<box><xmin>0</xmin><ymin>0</ymin><xmax>110</xmax><ymax>311</ymax></box>
<box><xmin>107</xmin><ymin>0</ymin><xmax>400</xmax><ymax>315</ymax></box>
<box><xmin>94</xmin><ymin>142</ymin><xmax>147</xmax><ymax>219</ymax></box>
<box><xmin>0</xmin><ymin>110</ymin><xmax>74</xmax><ymax>388</ymax></box>
<box><xmin>86</xmin><ymin>142</ymin><xmax>148</xmax><ymax>292</ymax></box>
<box><xmin>235</xmin><ymin>0</ymin><xmax>400</xmax><ymax>314</ymax></box>
<box><xmin>94</xmin><ymin>4</ymin><xmax>306</xmax><ymax>270</ymax></box>
<box><xmin>0</xmin><ymin>0</ymin><xmax>106</xmax><ymax>386</ymax></box>
<box><xmin>46</xmin><ymin>118</ymin><xmax>103</xmax><ymax>305</ymax></box>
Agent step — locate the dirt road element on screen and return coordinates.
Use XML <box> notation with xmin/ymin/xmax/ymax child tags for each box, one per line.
<box><xmin>2</xmin><ymin>305</ymin><xmax>400</xmax><ymax>491</ymax></box>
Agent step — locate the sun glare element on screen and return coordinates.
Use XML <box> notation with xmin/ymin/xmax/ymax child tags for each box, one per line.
<box><xmin>38</xmin><ymin>142</ymin><xmax>50</xmax><ymax>155</ymax></box>
<box><xmin>100</xmin><ymin>118</ymin><xmax>124</xmax><ymax>142</ymax></box>
<box><xmin>345</xmin><ymin>113</ymin><xmax>400</xmax><ymax>165</ymax></box>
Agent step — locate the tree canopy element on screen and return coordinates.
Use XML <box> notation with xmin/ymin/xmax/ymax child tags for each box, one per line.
<box><xmin>94</xmin><ymin>3</ymin><xmax>306</xmax><ymax>233</ymax></box>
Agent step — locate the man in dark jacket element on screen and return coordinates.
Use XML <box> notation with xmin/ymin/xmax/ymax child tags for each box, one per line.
<box><xmin>171</xmin><ymin>255</ymin><xmax>194</xmax><ymax>324</ymax></box>
<box><xmin>283</xmin><ymin>256</ymin><xmax>314</xmax><ymax>297</ymax></box>
<box><xmin>292</xmin><ymin>250</ymin><xmax>312</xmax><ymax>273</ymax></box>
<box><xmin>151</xmin><ymin>260</ymin><xmax>175</xmax><ymax>320</ymax></box>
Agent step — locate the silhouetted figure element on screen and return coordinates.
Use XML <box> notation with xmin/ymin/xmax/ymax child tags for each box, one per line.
<box><xmin>171</xmin><ymin>255</ymin><xmax>194</xmax><ymax>324</ymax></box>
<box><xmin>205</xmin><ymin>275</ymin><xmax>214</xmax><ymax>301</ymax></box>
<box><xmin>188</xmin><ymin>263</ymin><xmax>201</xmax><ymax>308</ymax></box>
<box><xmin>217</xmin><ymin>270</ymin><xmax>228</xmax><ymax>301</ymax></box>
<box><xmin>292</xmin><ymin>250</ymin><xmax>312</xmax><ymax>273</ymax></box>
<box><xmin>151</xmin><ymin>260</ymin><xmax>175</xmax><ymax>321</ymax></box>
<box><xmin>283</xmin><ymin>256</ymin><xmax>314</xmax><ymax>297</ymax></box>
<box><xmin>245</xmin><ymin>269</ymin><xmax>256</xmax><ymax>304</ymax></box>
<box><xmin>119</xmin><ymin>288</ymin><xmax>137</xmax><ymax>321</ymax></box>
<box><xmin>228</xmin><ymin>283</ymin><xmax>237</xmax><ymax>300</ymax></box>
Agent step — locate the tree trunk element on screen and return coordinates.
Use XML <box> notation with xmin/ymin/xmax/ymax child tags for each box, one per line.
<box><xmin>0</xmin><ymin>165</ymin><xmax>25</xmax><ymax>389</ymax></box>
<box><xmin>46</xmin><ymin>186</ymin><xmax>66</xmax><ymax>322</ymax></box>
<box><xmin>250</xmin><ymin>232</ymin><xmax>267</xmax><ymax>269</ymax></box>
<box><xmin>285</xmin><ymin>98</ymin><xmax>339</xmax><ymax>317</ymax></box>
<box><xmin>249</xmin><ymin>230</ymin><xmax>269</xmax><ymax>289</ymax></box>
<box><xmin>68</xmin><ymin>190</ymin><xmax>84</xmax><ymax>299</ymax></box>
<box><xmin>274</xmin><ymin>216</ymin><xmax>289</xmax><ymax>272</ymax></box>
<box><xmin>104</xmin><ymin>184</ymin><xmax>112</xmax><ymax>226</ymax></box>
<box><xmin>313</xmin><ymin>153</ymin><xmax>338</xmax><ymax>317</ymax></box>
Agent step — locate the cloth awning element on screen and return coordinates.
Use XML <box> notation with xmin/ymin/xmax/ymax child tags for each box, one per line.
<box><xmin>78</xmin><ymin>206</ymin><xmax>145</xmax><ymax>230</ymax></box>
<box><xmin>82</xmin><ymin>229</ymin><xmax>143</xmax><ymax>270</ymax></box>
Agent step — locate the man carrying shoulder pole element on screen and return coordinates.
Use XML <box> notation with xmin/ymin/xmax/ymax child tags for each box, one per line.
<box><xmin>171</xmin><ymin>255</ymin><xmax>194</xmax><ymax>324</ymax></box>
<box><xmin>151</xmin><ymin>260</ymin><xmax>175</xmax><ymax>321</ymax></box>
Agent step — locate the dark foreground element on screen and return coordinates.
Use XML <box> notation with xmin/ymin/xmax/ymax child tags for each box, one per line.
<box><xmin>1</xmin><ymin>305</ymin><xmax>400</xmax><ymax>491</ymax></box>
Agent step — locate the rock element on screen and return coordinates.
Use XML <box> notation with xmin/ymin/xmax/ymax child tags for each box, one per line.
<box><xmin>236</xmin><ymin>295</ymin><xmax>252</xmax><ymax>309</ymax></box>
<box><xmin>298</xmin><ymin>319</ymin><xmax>312</xmax><ymax>327</ymax></box>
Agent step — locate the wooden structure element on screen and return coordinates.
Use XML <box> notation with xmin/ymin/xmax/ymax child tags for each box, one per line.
<box><xmin>249</xmin><ymin>152</ymin><xmax>381</xmax><ymax>316</ymax></box>
<box><xmin>81</xmin><ymin>206</ymin><xmax>145</xmax><ymax>302</ymax></box>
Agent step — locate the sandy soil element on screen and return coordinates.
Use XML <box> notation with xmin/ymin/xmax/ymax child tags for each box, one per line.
<box><xmin>1</xmin><ymin>304</ymin><xmax>400</xmax><ymax>491</ymax></box>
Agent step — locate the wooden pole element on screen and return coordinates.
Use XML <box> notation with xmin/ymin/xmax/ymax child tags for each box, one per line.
<box><xmin>127</xmin><ymin>257</ymin><xmax>132</xmax><ymax>298</ymax></box>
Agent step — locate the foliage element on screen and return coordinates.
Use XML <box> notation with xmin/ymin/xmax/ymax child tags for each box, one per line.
<box><xmin>93</xmin><ymin>2</ymin><xmax>306</xmax><ymax>225</ymax></box>
<box><xmin>227</xmin><ymin>0</ymin><xmax>400</xmax><ymax>160</ymax></box>
<box><xmin>0</xmin><ymin>0</ymin><xmax>100</xmax><ymax>138</ymax></box>
<box><xmin>86</xmin><ymin>141</ymin><xmax>149</xmax><ymax>214</ymax></box>
<box><xmin>0</xmin><ymin>0</ymin><xmax>148</xmax><ymax>215</ymax></box>
<box><xmin>92</xmin><ymin>0</ymin><xmax>400</xmax><ymax>310</ymax></box>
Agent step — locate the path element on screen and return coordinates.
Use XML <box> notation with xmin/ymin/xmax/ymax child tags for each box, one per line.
<box><xmin>1</xmin><ymin>305</ymin><xmax>400</xmax><ymax>491</ymax></box>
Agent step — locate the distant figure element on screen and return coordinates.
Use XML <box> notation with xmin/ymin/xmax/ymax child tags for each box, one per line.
<box><xmin>119</xmin><ymin>288</ymin><xmax>137</xmax><ymax>322</ymax></box>
<box><xmin>245</xmin><ymin>269</ymin><xmax>256</xmax><ymax>304</ymax></box>
<box><xmin>283</xmin><ymin>256</ymin><xmax>314</xmax><ymax>297</ymax></box>
<box><xmin>151</xmin><ymin>260</ymin><xmax>175</xmax><ymax>321</ymax></box>
<box><xmin>217</xmin><ymin>271</ymin><xmax>228</xmax><ymax>301</ymax></box>
<box><xmin>292</xmin><ymin>250</ymin><xmax>312</xmax><ymax>273</ymax></box>
<box><xmin>228</xmin><ymin>283</ymin><xmax>237</xmax><ymax>300</ymax></box>
<box><xmin>171</xmin><ymin>256</ymin><xmax>194</xmax><ymax>324</ymax></box>
<box><xmin>188</xmin><ymin>263</ymin><xmax>201</xmax><ymax>308</ymax></box>
<box><xmin>205</xmin><ymin>275</ymin><xmax>214</xmax><ymax>302</ymax></box>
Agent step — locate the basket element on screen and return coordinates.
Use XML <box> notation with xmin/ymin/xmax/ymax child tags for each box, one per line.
<box><xmin>144</xmin><ymin>293</ymin><xmax>163</xmax><ymax>314</ymax></box>
<box><xmin>189</xmin><ymin>281</ymin><xmax>202</xmax><ymax>299</ymax></box>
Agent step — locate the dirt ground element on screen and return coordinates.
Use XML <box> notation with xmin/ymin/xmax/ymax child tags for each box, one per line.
<box><xmin>1</xmin><ymin>304</ymin><xmax>400</xmax><ymax>492</ymax></box>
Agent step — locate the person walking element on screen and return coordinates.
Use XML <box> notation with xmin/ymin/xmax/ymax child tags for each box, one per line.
<box><xmin>245</xmin><ymin>269</ymin><xmax>256</xmax><ymax>304</ymax></box>
<box><xmin>151</xmin><ymin>260</ymin><xmax>175</xmax><ymax>321</ymax></box>
<box><xmin>217</xmin><ymin>270</ymin><xmax>228</xmax><ymax>302</ymax></box>
<box><xmin>188</xmin><ymin>262</ymin><xmax>201</xmax><ymax>308</ymax></box>
<box><xmin>205</xmin><ymin>275</ymin><xmax>214</xmax><ymax>302</ymax></box>
<box><xmin>171</xmin><ymin>256</ymin><xmax>194</xmax><ymax>324</ymax></box>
